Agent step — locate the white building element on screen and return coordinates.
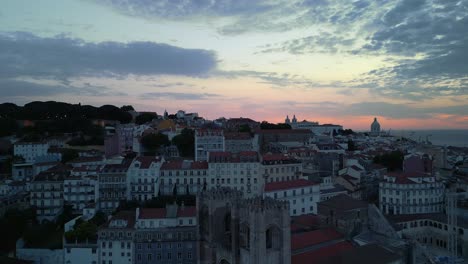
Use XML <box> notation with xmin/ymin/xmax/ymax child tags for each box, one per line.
<box><xmin>98</xmin><ymin>211</ymin><xmax>135</xmax><ymax>264</ymax></box>
<box><xmin>14</xmin><ymin>141</ymin><xmax>49</xmax><ymax>163</ymax></box>
<box><xmin>159</xmin><ymin>160</ymin><xmax>208</xmax><ymax>195</ymax></box>
<box><xmin>261</xmin><ymin>153</ymin><xmax>303</xmax><ymax>183</ymax></box>
<box><xmin>127</xmin><ymin>156</ymin><xmax>163</xmax><ymax>201</ymax></box>
<box><xmin>194</xmin><ymin>129</ymin><xmax>225</xmax><ymax>161</ymax></box>
<box><xmin>64</xmin><ymin>174</ymin><xmax>99</xmax><ymax>213</ymax></box>
<box><xmin>207</xmin><ymin>151</ymin><xmax>262</xmax><ymax>196</ymax></box>
<box><xmin>30</xmin><ymin>164</ymin><xmax>68</xmax><ymax>222</ymax></box>
<box><xmin>379</xmin><ymin>172</ymin><xmax>445</xmax><ymax>215</ymax></box>
<box><xmin>264</xmin><ymin>179</ymin><xmax>320</xmax><ymax>215</ymax></box>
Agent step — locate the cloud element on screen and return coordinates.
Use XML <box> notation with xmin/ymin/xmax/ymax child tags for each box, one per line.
<box><xmin>0</xmin><ymin>31</ymin><xmax>218</xmax><ymax>80</ymax></box>
<box><xmin>258</xmin><ymin>32</ymin><xmax>355</xmax><ymax>54</ymax></box>
<box><xmin>139</xmin><ymin>92</ymin><xmax>220</xmax><ymax>100</ymax></box>
<box><xmin>0</xmin><ymin>79</ymin><xmax>127</xmax><ymax>98</ymax></box>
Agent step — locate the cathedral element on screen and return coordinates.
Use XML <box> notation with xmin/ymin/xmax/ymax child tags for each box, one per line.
<box><xmin>197</xmin><ymin>188</ymin><xmax>291</xmax><ymax>264</ymax></box>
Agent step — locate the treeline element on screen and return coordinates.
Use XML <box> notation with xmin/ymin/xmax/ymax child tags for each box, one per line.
<box><xmin>0</xmin><ymin>101</ymin><xmax>134</xmax><ymax>139</ymax></box>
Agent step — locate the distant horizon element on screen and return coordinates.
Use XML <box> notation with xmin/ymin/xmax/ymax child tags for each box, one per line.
<box><xmin>3</xmin><ymin>100</ymin><xmax>467</xmax><ymax>131</ymax></box>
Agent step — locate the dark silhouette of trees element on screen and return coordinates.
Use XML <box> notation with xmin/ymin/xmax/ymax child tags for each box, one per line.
<box><xmin>135</xmin><ymin>112</ymin><xmax>158</xmax><ymax>125</ymax></box>
<box><xmin>260</xmin><ymin>121</ymin><xmax>291</xmax><ymax>130</ymax></box>
<box><xmin>172</xmin><ymin>128</ymin><xmax>195</xmax><ymax>157</ymax></box>
<box><xmin>141</xmin><ymin>133</ymin><xmax>170</xmax><ymax>154</ymax></box>
<box><xmin>373</xmin><ymin>151</ymin><xmax>405</xmax><ymax>171</ymax></box>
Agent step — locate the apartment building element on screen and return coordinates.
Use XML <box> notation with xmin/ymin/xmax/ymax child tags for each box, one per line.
<box><xmin>14</xmin><ymin>141</ymin><xmax>49</xmax><ymax>163</ymax></box>
<box><xmin>64</xmin><ymin>172</ymin><xmax>99</xmax><ymax>214</ymax></box>
<box><xmin>207</xmin><ymin>151</ymin><xmax>262</xmax><ymax>195</ymax></box>
<box><xmin>99</xmin><ymin>160</ymin><xmax>131</xmax><ymax>213</ymax></box>
<box><xmin>379</xmin><ymin>172</ymin><xmax>445</xmax><ymax>215</ymax></box>
<box><xmin>194</xmin><ymin>129</ymin><xmax>224</xmax><ymax>161</ymax></box>
<box><xmin>265</xmin><ymin>179</ymin><xmax>320</xmax><ymax>215</ymax></box>
<box><xmin>127</xmin><ymin>156</ymin><xmax>163</xmax><ymax>201</ymax></box>
<box><xmin>159</xmin><ymin>160</ymin><xmax>208</xmax><ymax>196</ymax></box>
<box><xmin>98</xmin><ymin>211</ymin><xmax>135</xmax><ymax>264</ymax></box>
<box><xmin>261</xmin><ymin>153</ymin><xmax>303</xmax><ymax>183</ymax></box>
<box><xmin>134</xmin><ymin>204</ymin><xmax>198</xmax><ymax>264</ymax></box>
<box><xmin>30</xmin><ymin>164</ymin><xmax>69</xmax><ymax>222</ymax></box>
<box><xmin>224</xmin><ymin>132</ymin><xmax>254</xmax><ymax>153</ymax></box>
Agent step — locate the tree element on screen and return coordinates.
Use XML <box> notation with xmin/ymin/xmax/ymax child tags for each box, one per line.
<box><xmin>120</xmin><ymin>105</ymin><xmax>134</xmax><ymax>111</ymax></box>
<box><xmin>172</xmin><ymin>128</ymin><xmax>195</xmax><ymax>157</ymax></box>
<box><xmin>135</xmin><ymin>112</ymin><xmax>157</xmax><ymax>125</ymax></box>
<box><xmin>260</xmin><ymin>121</ymin><xmax>291</xmax><ymax>130</ymax></box>
<box><xmin>238</xmin><ymin>124</ymin><xmax>251</xmax><ymax>133</ymax></box>
<box><xmin>61</xmin><ymin>149</ymin><xmax>79</xmax><ymax>163</ymax></box>
<box><xmin>140</xmin><ymin>133</ymin><xmax>170</xmax><ymax>154</ymax></box>
<box><xmin>373</xmin><ymin>151</ymin><xmax>404</xmax><ymax>171</ymax></box>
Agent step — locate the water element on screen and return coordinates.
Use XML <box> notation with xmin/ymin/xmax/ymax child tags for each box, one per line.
<box><xmin>390</xmin><ymin>130</ymin><xmax>468</xmax><ymax>148</ymax></box>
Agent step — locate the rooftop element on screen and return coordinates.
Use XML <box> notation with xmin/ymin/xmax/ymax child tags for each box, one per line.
<box><xmin>291</xmin><ymin>228</ymin><xmax>343</xmax><ymax>251</ymax></box>
<box><xmin>265</xmin><ymin>179</ymin><xmax>318</xmax><ymax>192</ymax></box>
<box><xmin>161</xmin><ymin>160</ymin><xmax>208</xmax><ymax>170</ymax></box>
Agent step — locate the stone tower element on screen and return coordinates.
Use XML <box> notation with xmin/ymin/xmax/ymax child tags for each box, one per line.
<box><xmin>197</xmin><ymin>188</ymin><xmax>291</xmax><ymax>264</ymax></box>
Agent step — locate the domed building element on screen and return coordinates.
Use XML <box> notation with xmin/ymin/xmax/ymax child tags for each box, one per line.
<box><xmin>370</xmin><ymin>117</ymin><xmax>381</xmax><ymax>136</ymax></box>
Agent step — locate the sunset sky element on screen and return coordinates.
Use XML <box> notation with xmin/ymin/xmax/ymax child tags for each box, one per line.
<box><xmin>1</xmin><ymin>0</ymin><xmax>467</xmax><ymax>130</ymax></box>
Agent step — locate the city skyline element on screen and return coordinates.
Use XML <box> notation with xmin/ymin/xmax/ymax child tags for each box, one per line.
<box><xmin>1</xmin><ymin>0</ymin><xmax>467</xmax><ymax>130</ymax></box>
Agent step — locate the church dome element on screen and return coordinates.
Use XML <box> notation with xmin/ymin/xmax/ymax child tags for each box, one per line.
<box><xmin>371</xmin><ymin>117</ymin><xmax>381</xmax><ymax>132</ymax></box>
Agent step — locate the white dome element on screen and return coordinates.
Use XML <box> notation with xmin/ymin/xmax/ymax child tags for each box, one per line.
<box><xmin>371</xmin><ymin>117</ymin><xmax>380</xmax><ymax>132</ymax></box>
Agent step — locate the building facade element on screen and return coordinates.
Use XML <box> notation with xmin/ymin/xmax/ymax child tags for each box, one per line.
<box><xmin>207</xmin><ymin>151</ymin><xmax>262</xmax><ymax>196</ymax></box>
<box><xmin>264</xmin><ymin>179</ymin><xmax>320</xmax><ymax>215</ymax></box>
<box><xmin>134</xmin><ymin>205</ymin><xmax>198</xmax><ymax>264</ymax></box>
<box><xmin>379</xmin><ymin>172</ymin><xmax>445</xmax><ymax>215</ymax></box>
<box><xmin>127</xmin><ymin>157</ymin><xmax>163</xmax><ymax>201</ymax></box>
<box><xmin>194</xmin><ymin>129</ymin><xmax>225</xmax><ymax>161</ymax></box>
<box><xmin>98</xmin><ymin>161</ymin><xmax>131</xmax><ymax>213</ymax></box>
<box><xmin>14</xmin><ymin>142</ymin><xmax>49</xmax><ymax>163</ymax></box>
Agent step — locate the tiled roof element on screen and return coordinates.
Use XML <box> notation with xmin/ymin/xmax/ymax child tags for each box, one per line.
<box><xmin>134</xmin><ymin>156</ymin><xmax>162</xmax><ymax>169</ymax></box>
<box><xmin>177</xmin><ymin>206</ymin><xmax>197</xmax><ymax>217</ymax></box>
<box><xmin>265</xmin><ymin>179</ymin><xmax>318</xmax><ymax>192</ymax></box>
<box><xmin>291</xmin><ymin>241</ymin><xmax>353</xmax><ymax>264</ymax></box>
<box><xmin>105</xmin><ymin>210</ymin><xmax>136</xmax><ymax>229</ymax></box>
<box><xmin>68</xmin><ymin>156</ymin><xmax>104</xmax><ymax>164</ymax></box>
<box><xmin>291</xmin><ymin>228</ymin><xmax>343</xmax><ymax>251</ymax></box>
<box><xmin>139</xmin><ymin>208</ymin><xmax>166</xmax><ymax>219</ymax></box>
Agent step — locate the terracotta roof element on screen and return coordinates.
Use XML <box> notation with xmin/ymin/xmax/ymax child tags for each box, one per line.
<box><xmin>265</xmin><ymin>179</ymin><xmax>318</xmax><ymax>192</ymax></box>
<box><xmin>139</xmin><ymin>208</ymin><xmax>166</xmax><ymax>219</ymax></box>
<box><xmin>262</xmin><ymin>153</ymin><xmax>300</xmax><ymax>162</ymax></box>
<box><xmin>291</xmin><ymin>241</ymin><xmax>354</xmax><ymax>264</ymax></box>
<box><xmin>177</xmin><ymin>206</ymin><xmax>197</xmax><ymax>217</ymax></box>
<box><xmin>318</xmin><ymin>244</ymin><xmax>402</xmax><ymax>264</ymax></box>
<box><xmin>291</xmin><ymin>228</ymin><xmax>343</xmax><ymax>251</ymax></box>
<box><xmin>134</xmin><ymin>156</ymin><xmax>162</xmax><ymax>169</ymax></box>
<box><xmin>105</xmin><ymin>210</ymin><xmax>135</xmax><ymax>228</ymax></box>
<box><xmin>385</xmin><ymin>171</ymin><xmax>433</xmax><ymax>184</ymax></box>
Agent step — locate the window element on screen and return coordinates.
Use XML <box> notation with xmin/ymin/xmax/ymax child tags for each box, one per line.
<box><xmin>188</xmin><ymin>252</ymin><xmax>192</xmax><ymax>259</ymax></box>
<box><xmin>121</xmin><ymin>252</ymin><xmax>124</xmax><ymax>257</ymax></box>
<box><xmin>168</xmin><ymin>253</ymin><xmax>172</xmax><ymax>260</ymax></box>
<box><xmin>137</xmin><ymin>254</ymin><xmax>141</xmax><ymax>261</ymax></box>
<box><xmin>148</xmin><ymin>254</ymin><xmax>152</xmax><ymax>261</ymax></box>
<box><xmin>102</xmin><ymin>252</ymin><xmax>106</xmax><ymax>256</ymax></box>
<box><xmin>178</xmin><ymin>252</ymin><xmax>182</xmax><ymax>259</ymax></box>
<box><xmin>92</xmin><ymin>248</ymin><xmax>97</xmax><ymax>254</ymax></box>
<box><xmin>102</xmin><ymin>242</ymin><xmax>106</xmax><ymax>248</ymax></box>
<box><xmin>109</xmin><ymin>252</ymin><xmax>112</xmax><ymax>257</ymax></box>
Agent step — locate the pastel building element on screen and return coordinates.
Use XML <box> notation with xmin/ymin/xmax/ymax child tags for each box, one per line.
<box><xmin>134</xmin><ymin>204</ymin><xmax>198</xmax><ymax>264</ymax></box>
<box><xmin>207</xmin><ymin>151</ymin><xmax>262</xmax><ymax>195</ymax></box>
<box><xmin>264</xmin><ymin>179</ymin><xmax>320</xmax><ymax>215</ymax></box>
<box><xmin>14</xmin><ymin>142</ymin><xmax>49</xmax><ymax>163</ymax></box>
<box><xmin>127</xmin><ymin>156</ymin><xmax>163</xmax><ymax>201</ymax></box>
<box><xmin>194</xmin><ymin>129</ymin><xmax>225</xmax><ymax>161</ymax></box>
<box><xmin>379</xmin><ymin>172</ymin><xmax>445</xmax><ymax>215</ymax></box>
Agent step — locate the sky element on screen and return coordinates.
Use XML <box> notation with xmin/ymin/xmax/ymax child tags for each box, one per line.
<box><xmin>0</xmin><ymin>0</ymin><xmax>467</xmax><ymax>130</ymax></box>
